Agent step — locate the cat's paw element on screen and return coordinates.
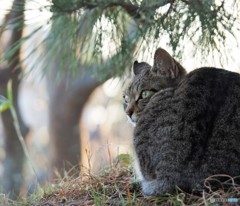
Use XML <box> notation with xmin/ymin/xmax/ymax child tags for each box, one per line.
<box><xmin>141</xmin><ymin>179</ymin><xmax>173</xmax><ymax>196</ymax></box>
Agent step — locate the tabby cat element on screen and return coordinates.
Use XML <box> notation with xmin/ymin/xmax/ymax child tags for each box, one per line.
<box><xmin>123</xmin><ymin>48</ymin><xmax>240</xmax><ymax>196</ymax></box>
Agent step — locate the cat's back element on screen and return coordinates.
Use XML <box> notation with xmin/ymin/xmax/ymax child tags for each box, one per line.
<box><xmin>136</xmin><ymin>67</ymin><xmax>240</xmax><ymax>153</ymax></box>
<box><xmin>175</xmin><ymin>67</ymin><xmax>240</xmax><ymax>120</ymax></box>
<box><xmin>138</xmin><ymin>67</ymin><xmax>240</xmax><ymax>126</ymax></box>
<box><xmin>183</xmin><ymin>67</ymin><xmax>240</xmax><ymax>174</ymax></box>
<box><xmin>178</xmin><ymin>67</ymin><xmax>240</xmax><ymax>96</ymax></box>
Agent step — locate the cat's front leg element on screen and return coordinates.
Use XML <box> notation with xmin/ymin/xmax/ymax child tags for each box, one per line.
<box><xmin>141</xmin><ymin>178</ymin><xmax>174</xmax><ymax>196</ymax></box>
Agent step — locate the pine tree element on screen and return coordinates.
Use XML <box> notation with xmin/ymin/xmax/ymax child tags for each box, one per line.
<box><xmin>0</xmin><ymin>0</ymin><xmax>239</xmax><ymax>197</ymax></box>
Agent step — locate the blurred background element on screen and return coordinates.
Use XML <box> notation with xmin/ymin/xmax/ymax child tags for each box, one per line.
<box><xmin>0</xmin><ymin>0</ymin><xmax>239</xmax><ymax>199</ymax></box>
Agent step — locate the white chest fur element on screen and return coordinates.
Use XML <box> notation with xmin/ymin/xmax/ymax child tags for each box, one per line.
<box><xmin>134</xmin><ymin>154</ymin><xmax>144</xmax><ymax>181</ymax></box>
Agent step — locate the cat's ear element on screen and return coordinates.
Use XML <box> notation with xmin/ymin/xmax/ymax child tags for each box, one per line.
<box><xmin>152</xmin><ymin>48</ymin><xmax>179</xmax><ymax>79</ymax></box>
<box><xmin>133</xmin><ymin>61</ymin><xmax>151</xmax><ymax>75</ymax></box>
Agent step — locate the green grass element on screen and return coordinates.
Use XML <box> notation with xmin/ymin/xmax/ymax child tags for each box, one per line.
<box><xmin>1</xmin><ymin>159</ymin><xmax>240</xmax><ymax>206</ymax></box>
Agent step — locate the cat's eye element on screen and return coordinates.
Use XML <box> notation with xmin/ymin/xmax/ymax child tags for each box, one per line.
<box><xmin>141</xmin><ymin>90</ymin><xmax>154</xmax><ymax>99</ymax></box>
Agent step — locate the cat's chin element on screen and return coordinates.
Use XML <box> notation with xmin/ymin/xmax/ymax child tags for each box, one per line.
<box><xmin>127</xmin><ymin>114</ymin><xmax>139</xmax><ymax>127</ymax></box>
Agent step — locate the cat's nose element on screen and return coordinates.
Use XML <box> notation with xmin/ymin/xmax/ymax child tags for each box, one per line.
<box><xmin>127</xmin><ymin>110</ymin><xmax>133</xmax><ymax>118</ymax></box>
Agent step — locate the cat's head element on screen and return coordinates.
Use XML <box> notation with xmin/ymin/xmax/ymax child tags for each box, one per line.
<box><xmin>123</xmin><ymin>48</ymin><xmax>186</xmax><ymax>126</ymax></box>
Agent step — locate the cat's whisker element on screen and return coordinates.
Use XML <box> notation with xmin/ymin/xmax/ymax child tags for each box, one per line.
<box><xmin>127</xmin><ymin>115</ymin><xmax>136</xmax><ymax>127</ymax></box>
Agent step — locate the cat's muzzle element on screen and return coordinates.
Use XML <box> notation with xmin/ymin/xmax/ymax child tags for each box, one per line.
<box><xmin>128</xmin><ymin>113</ymin><xmax>138</xmax><ymax>127</ymax></box>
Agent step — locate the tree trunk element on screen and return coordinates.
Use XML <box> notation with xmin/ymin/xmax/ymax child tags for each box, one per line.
<box><xmin>0</xmin><ymin>0</ymin><xmax>29</xmax><ymax>198</ymax></box>
<box><xmin>48</xmin><ymin>75</ymin><xmax>99</xmax><ymax>176</ymax></box>
<box><xmin>0</xmin><ymin>70</ymin><xmax>29</xmax><ymax>197</ymax></box>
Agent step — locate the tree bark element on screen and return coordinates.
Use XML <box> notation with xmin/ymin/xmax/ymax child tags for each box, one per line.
<box><xmin>48</xmin><ymin>75</ymin><xmax>99</xmax><ymax>176</ymax></box>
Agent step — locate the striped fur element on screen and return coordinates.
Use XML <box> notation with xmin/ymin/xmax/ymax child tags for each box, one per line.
<box><xmin>123</xmin><ymin>48</ymin><xmax>240</xmax><ymax>196</ymax></box>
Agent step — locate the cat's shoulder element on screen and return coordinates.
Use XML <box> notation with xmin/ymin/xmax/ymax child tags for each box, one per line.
<box><xmin>187</xmin><ymin>67</ymin><xmax>240</xmax><ymax>78</ymax></box>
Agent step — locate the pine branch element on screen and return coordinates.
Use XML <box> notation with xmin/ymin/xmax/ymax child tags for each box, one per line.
<box><xmin>51</xmin><ymin>0</ymin><xmax>173</xmax><ymax>20</ymax></box>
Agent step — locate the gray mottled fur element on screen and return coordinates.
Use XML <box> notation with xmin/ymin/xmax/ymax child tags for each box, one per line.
<box><xmin>123</xmin><ymin>48</ymin><xmax>240</xmax><ymax>196</ymax></box>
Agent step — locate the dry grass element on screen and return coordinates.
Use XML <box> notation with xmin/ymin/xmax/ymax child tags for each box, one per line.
<box><xmin>30</xmin><ymin>164</ymin><xmax>240</xmax><ymax>206</ymax></box>
<box><xmin>1</xmin><ymin>157</ymin><xmax>240</xmax><ymax>206</ymax></box>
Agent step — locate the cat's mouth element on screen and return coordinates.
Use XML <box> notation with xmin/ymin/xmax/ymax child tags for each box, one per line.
<box><xmin>127</xmin><ymin>113</ymin><xmax>139</xmax><ymax>127</ymax></box>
